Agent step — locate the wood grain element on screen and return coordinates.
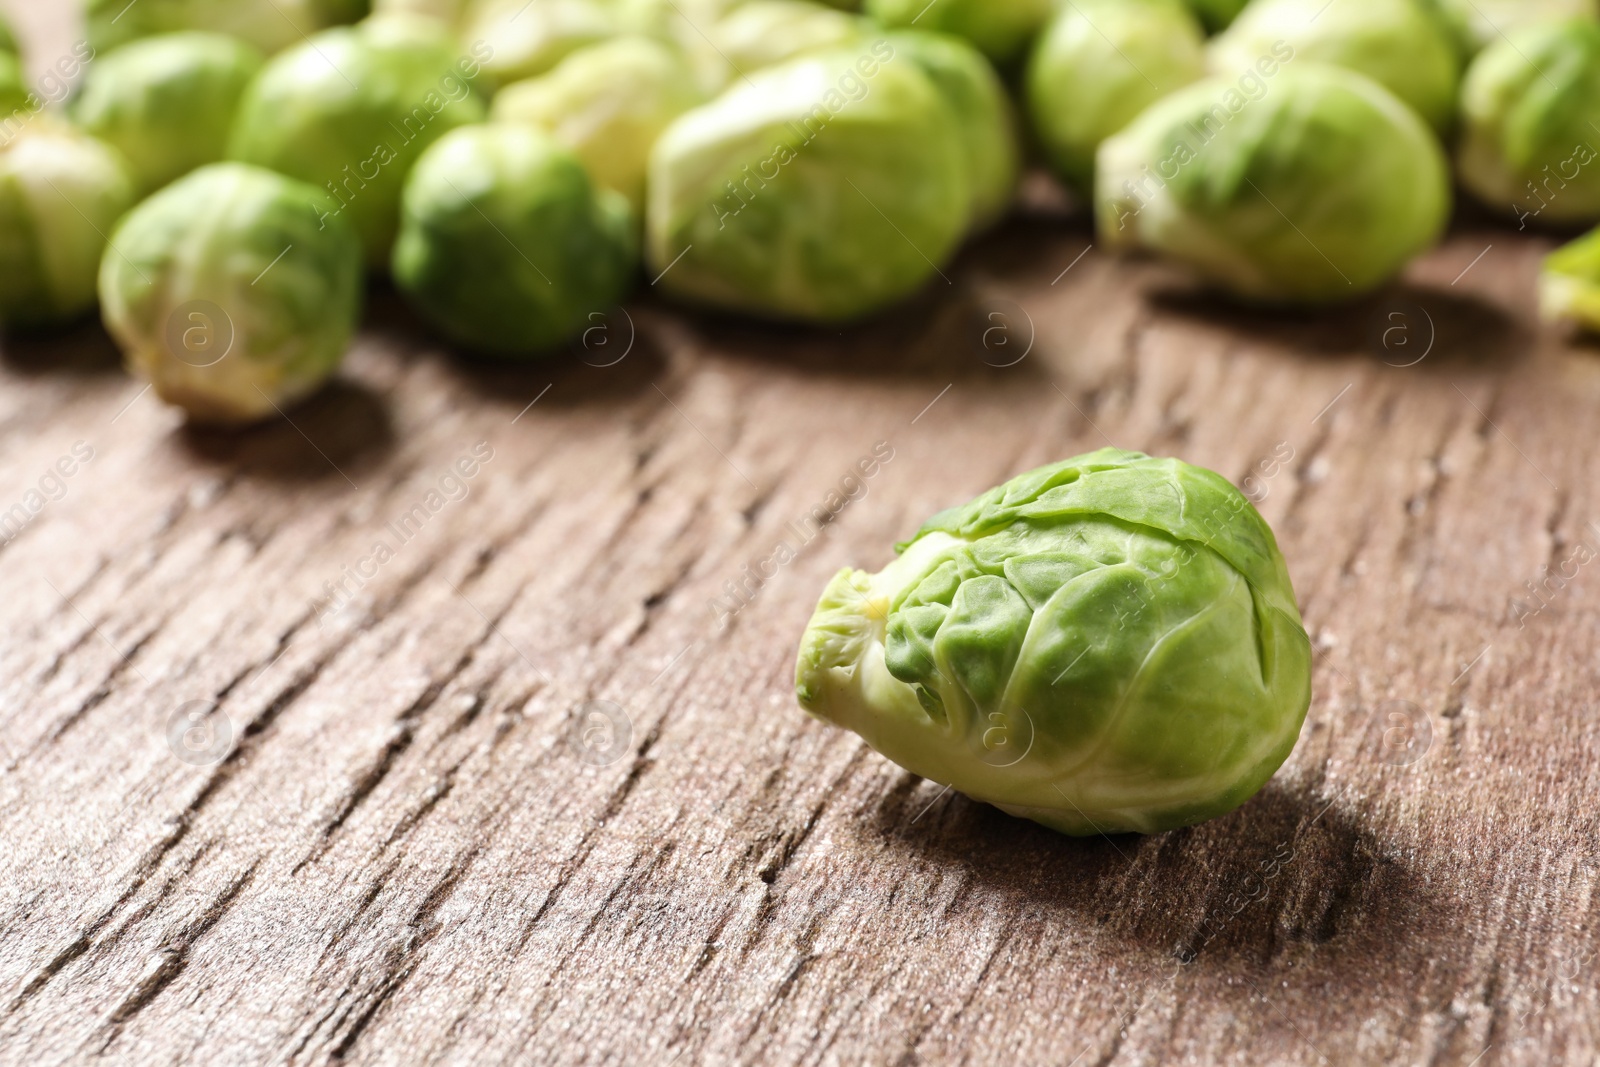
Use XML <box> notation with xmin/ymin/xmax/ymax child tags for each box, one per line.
<box><xmin>3</xmin><ymin>6</ymin><xmax>1598</xmax><ymax>1065</ymax></box>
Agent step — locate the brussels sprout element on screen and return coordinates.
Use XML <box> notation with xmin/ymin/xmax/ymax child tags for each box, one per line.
<box><xmin>373</xmin><ymin>0</ymin><xmax>475</xmax><ymax>24</ymax></box>
<box><xmin>99</xmin><ymin>163</ymin><xmax>363</xmax><ymax>424</ymax></box>
<box><xmin>464</xmin><ymin>0</ymin><xmax>619</xmax><ymax>87</ymax></box>
<box><xmin>864</xmin><ymin>0</ymin><xmax>1051</xmax><ymax>66</ymax></box>
<box><xmin>228</xmin><ymin>16</ymin><xmax>489</xmax><ymax>268</ymax></box>
<box><xmin>1096</xmin><ymin>65</ymin><xmax>1450</xmax><ymax>305</ymax></box>
<box><xmin>615</xmin><ymin>0</ymin><xmax>746</xmax><ymax>91</ymax></box>
<box><xmin>1210</xmin><ymin>0</ymin><xmax>1460</xmax><ymax>134</ymax></box>
<box><xmin>885</xmin><ymin>30</ymin><xmax>1017</xmax><ymax>231</ymax></box>
<box><xmin>795</xmin><ymin>449</ymin><xmax>1312</xmax><ymax>837</ymax></box>
<box><xmin>0</xmin><ymin>13</ymin><xmax>17</xmax><ymax>56</ymax></box>
<box><xmin>1457</xmin><ymin>20</ymin><xmax>1600</xmax><ymax>228</ymax></box>
<box><xmin>712</xmin><ymin>0</ymin><xmax>866</xmax><ymax>77</ymax></box>
<box><xmin>1434</xmin><ymin>0</ymin><xmax>1598</xmax><ymax>55</ymax></box>
<box><xmin>1026</xmin><ymin>0</ymin><xmax>1206</xmax><ymax>197</ymax></box>
<box><xmin>1540</xmin><ymin>226</ymin><xmax>1600</xmax><ymax>332</ymax></box>
<box><xmin>646</xmin><ymin>42</ymin><xmax>969</xmax><ymax>322</ymax></box>
<box><xmin>0</xmin><ymin>51</ymin><xmax>27</xmax><ymax>122</ymax></box>
<box><xmin>393</xmin><ymin>124</ymin><xmax>638</xmax><ymax>356</ymax></box>
<box><xmin>1182</xmin><ymin>0</ymin><xmax>1248</xmax><ymax>34</ymax></box>
<box><xmin>72</xmin><ymin>33</ymin><xmax>264</xmax><ymax>197</ymax></box>
<box><xmin>492</xmin><ymin>36</ymin><xmax>704</xmax><ymax>212</ymax></box>
<box><xmin>85</xmin><ymin>0</ymin><xmax>365</xmax><ymax>55</ymax></box>
<box><xmin>0</xmin><ymin>128</ymin><xmax>135</xmax><ymax>329</ymax></box>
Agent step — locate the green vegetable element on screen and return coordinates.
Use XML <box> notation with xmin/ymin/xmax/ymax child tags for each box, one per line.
<box><xmin>393</xmin><ymin>124</ymin><xmax>638</xmax><ymax>357</ymax></box>
<box><xmin>1457</xmin><ymin>19</ymin><xmax>1600</xmax><ymax>228</ymax></box>
<box><xmin>646</xmin><ymin>41</ymin><xmax>969</xmax><ymax>322</ymax></box>
<box><xmin>1183</xmin><ymin>0</ymin><xmax>1248</xmax><ymax>34</ymax></box>
<box><xmin>99</xmin><ymin>163</ymin><xmax>364</xmax><ymax>424</ymax></box>
<box><xmin>888</xmin><ymin>30</ymin><xmax>1018</xmax><ymax>231</ymax></box>
<box><xmin>72</xmin><ymin>33</ymin><xmax>265</xmax><ymax>197</ymax></box>
<box><xmin>1210</xmin><ymin>0</ymin><xmax>1461</xmax><ymax>134</ymax></box>
<box><xmin>0</xmin><ymin>51</ymin><xmax>28</xmax><ymax>122</ymax></box>
<box><xmin>864</xmin><ymin>0</ymin><xmax>1051</xmax><ymax>66</ymax></box>
<box><xmin>1026</xmin><ymin>0</ymin><xmax>1206</xmax><ymax>198</ymax></box>
<box><xmin>372</xmin><ymin>0</ymin><xmax>475</xmax><ymax>25</ymax></box>
<box><xmin>0</xmin><ymin>12</ymin><xmax>17</xmax><ymax>56</ymax></box>
<box><xmin>492</xmin><ymin>36</ymin><xmax>704</xmax><ymax>212</ymax></box>
<box><xmin>85</xmin><ymin>0</ymin><xmax>367</xmax><ymax>55</ymax></box>
<box><xmin>463</xmin><ymin>0</ymin><xmax>619</xmax><ymax>87</ymax></box>
<box><xmin>616</xmin><ymin>0</ymin><xmax>746</xmax><ymax>91</ymax></box>
<box><xmin>1096</xmin><ymin>64</ymin><xmax>1450</xmax><ymax>305</ymax></box>
<box><xmin>228</xmin><ymin>16</ymin><xmax>489</xmax><ymax>268</ymax></box>
<box><xmin>795</xmin><ymin>449</ymin><xmax>1312</xmax><ymax>837</ymax></box>
<box><xmin>1541</xmin><ymin>226</ymin><xmax>1600</xmax><ymax>332</ymax></box>
<box><xmin>712</xmin><ymin>0</ymin><xmax>866</xmax><ymax>78</ymax></box>
<box><xmin>0</xmin><ymin>127</ymin><xmax>135</xmax><ymax>329</ymax></box>
<box><xmin>1433</xmin><ymin>0</ymin><xmax>1598</xmax><ymax>55</ymax></box>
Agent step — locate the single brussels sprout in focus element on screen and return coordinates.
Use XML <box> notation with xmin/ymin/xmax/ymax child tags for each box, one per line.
<box><xmin>1182</xmin><ymin>0</ymin><xmax>1248</xmax><ymax>33</ymax></box>
<box><xmin>492</xmin><ymin>36</ymin><xmax>704</xmax><ymax>212</ymax></box>
<box><xmin>796</xmin><ymin>449</ymin><xmax>1312</xmax><ymax>837</ymax></box>
<box><xmin>646</xmin><ymin>42</ymin><xmax>969</xmax><ymax>322</ymax></box>
<box><xmin>1026</xmin><ymin>0</ymin><xmax>1206</xmax><ymax>198</ymax></box>
<box><xmin>464</xmin><ymin>0</ymin><xmax>619</xmax><ymax>87</ymax></box>
<box><xmin>1540</xmin><ymin>226</ymin><xmax>1600</xmax><ymax>332</ymax></box>
<box><xmin>1210</xmin><ymin>0</ymin><xmax>1460</xmax><ymax>133</ymax></box>
<box><xmin>99</xmin><ymin>163</ymin><xmax>363</xmax><ymax>424</ymax></box>
<box><xmin>1433</xmin><ymin>0</ymin><xmax>1598</xmax><ymax>55</ymax></box>
<box><xmin>1457</xmin><ymin>20</ymin><xmax>1600</xmax><ymax>228</ymax></box>
<box><xmin>228</xmin><ymin>16</ymin><xmax>489</xmax><ymax>268</ymax></box>
<box><xmin>1096</xmin><ymin>65</ymin><xmax>1450</xmax><ymax>305</ymax></box>
<box><xmin>85</xmin><ymin>0</ymin><xmax>363</xmax><ymax>55</ymax></box>
<box><xmin>887</xmin><ymin>30</ymin><xmax>1018</xmax><ymax>231</ymax></box>
<box><xmin>72</xmin><ymin>33</ymin><xmax>264</xmax><ymax>197</ymax></box>
<box><xmin>712</xmin><ymin>0</ymin><xmax>866</xmax><ymax>77</ymax></box>
<box><xmin>865</xmin><ymin>0</ymin><xmax>1051</xmax><ymax>66</ymax></box>
<box><xmin>392</xmin><ymin>124</ymin><xmax>637</xmax><ymax>356</ymax></box>
<box><xmin>0</xmin><ymin>128</ymin><xmax>134</xmax><ymax>329</ymax></box>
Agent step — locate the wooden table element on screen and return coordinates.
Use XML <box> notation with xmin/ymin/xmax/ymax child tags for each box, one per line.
<box><xmin>5</xmin><ymin>7</ymin><xmax>1598</xmax><ymax>1065</ymax></box>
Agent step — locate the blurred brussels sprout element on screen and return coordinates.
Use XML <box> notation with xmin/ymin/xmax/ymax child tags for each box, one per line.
<box><xmin>0</xmin><ymin>128</ymin><xmax>135</xmax><ymax>329</ymax></box>
<box><xmin>393</xmin><ymin>124</ymin><xmax>637</xmax><ymax>357</ymax></box>
<box><xmin>795</xmin><ymin>449</ymin><xmax>1312</xmax><ymax>837</ymax></box>
<box><xmin>615</xmin><ymin>0</ymin><xmax>744</xmax><ymax>91</ymax></box>
<box><xmin>72</xmin><ymin>33</ymin><xmax>264</xmax><ymax>197</ymax></box>
<box><xmin>0</xmin><ymin>13</ymin><xmax>17</xmax><ymax>56</ymax></box>
<box><xmin>1210</xmin><ymin>0</ymin><xmax>1460</xmax><ymax>133</ymax></box>
<box><xmin>1026</xmin><ymin>0</ymin><xmax>1206</xmax><ymax>197</ymax></box>
<box><xmin>1182</xmin><ymin>0</ymin><xmax>1248</xmax><ymax>33</ymax></box>
<box><xmin>492</xmin><ymin>36</ymin><xmax>704</xmax><ymax>212</ymax></box>
<box><xmin>372</xmin><ymin>0</ymin><xmax>475</xmax><ymax>23</ymax></box>
<box><xmin>864</xmin><ymin>0</ymin><xmax>1051</xmax><ymax>66</ymax></box>
<box><xmin>1458</xmin><ymin>19</ymin><xmax>1600</xmax><ymax>228</ymax></box>
<box><xmin>646</xmin><ymin>42</ymin><xmax>969</xmax><ymax>322</ymax></box>
<box><xmin>1434</xmin><ymin>0</ymin><xmax>1598</xmax><ymax>55</ymax></box>
<box><xmin>85</xmin><ymin>0</ymin><xmax>365</xmax><ymax>55</ymax></box>
<box><xmin>0</xmin><ymin>51</ymin><xmax>27</xmax><ymax>121</ymax></box>
<box><xmin>464</xmin><ymin>0</ymin><xmax>619</xmax><ymax>87</ymax></box>
<box><xmin>1541</xmin><ymin>226</ymin><xmax>1600</xmax><ymax>332</ymax></box>
<box><xmin>99</xmin><ymin>163</ymin><xmax>363</xmax><ymax>424</ymax></box>
<box><xmin>228</xmin><ymin>16</ymin><xmax>489</xmax><ymax>268</ymax></box>
<box><xmin>888</xmin><ymin>30</ymin><xmax>1018</xmax><ymax>230</ymax></box>
<box><xmin>712</xmin><ymin>0</ymin><xmax>866</xmax><ymax>77</ymax></box>
<box><xmin>1096</xmin><ymin>65</ymin><xmax>1450</xmax><ymax>304</ymax></box>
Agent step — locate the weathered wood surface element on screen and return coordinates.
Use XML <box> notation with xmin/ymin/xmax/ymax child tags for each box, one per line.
<box><xmin>4</xmin><ymin>7</ymin><xmax>1600</xmax><ymax>1066</ymax></box>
